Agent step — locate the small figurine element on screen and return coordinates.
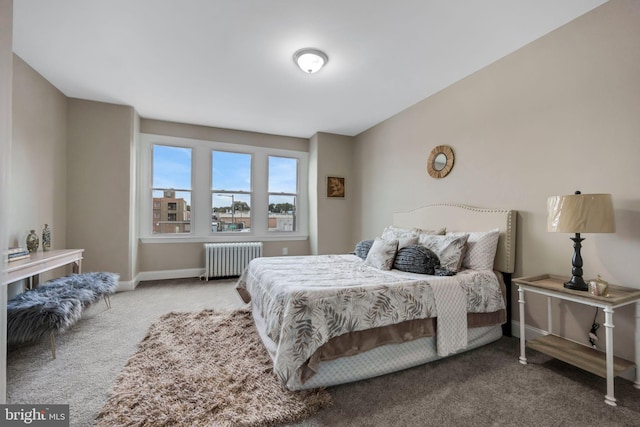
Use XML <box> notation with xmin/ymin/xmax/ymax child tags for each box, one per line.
<box><xmin>26</xmin><ymin>230</ymin><xmax>39</xmax><ymax>253</ymax></box>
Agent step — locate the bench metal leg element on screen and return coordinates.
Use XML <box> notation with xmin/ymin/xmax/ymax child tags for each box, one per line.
<box><xmin>103</xmin><ymin>294</ymin><xmax>111</xmax><ymax>309</ymax></box>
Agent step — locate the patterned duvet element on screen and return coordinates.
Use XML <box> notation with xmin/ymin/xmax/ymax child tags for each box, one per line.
<box><xmin>236</xmin><ymin>254</ymin><xmax>505</xmax><ymax>385</ymax></box>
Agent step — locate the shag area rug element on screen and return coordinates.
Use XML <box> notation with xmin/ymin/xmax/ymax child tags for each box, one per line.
<box><xmin>95</xmin><ymin>309</ymin><xmax>331</xmax><ymax>426</ymax></box>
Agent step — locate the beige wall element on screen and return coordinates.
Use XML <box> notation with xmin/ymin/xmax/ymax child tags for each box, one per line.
<box><xmin>1</xmin><ymin>0</ymin><xmax>13</xmax><ymax>404</ymax></box>
<box><xmin>67</xmin><ymin>99</ymin><xmax>137</xmax><ymax>284</ymax></box>
<box><xmin>309</xmin><ymin>132</ymin><xmax>355</xmax><ymax>255</ymax></box>
<box><xmin>141</xmin><ymin>118</ymin><xmax>309</xmax><ymax>152</ymax></box>
<box><xmin>353</xmin><ymin>0</ymin><xmax>640</xmax><ymax>360</ymax></box>
<box><xmin>10</xmin><ymin>55</ymin><xmax>68</xmax><ymax>291</ymax></box>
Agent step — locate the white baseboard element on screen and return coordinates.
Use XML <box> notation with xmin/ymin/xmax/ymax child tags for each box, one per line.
<box><xmin>137</xmin><ymin>268</ymin><xmax>204</xmax><ymax>284</ymax></box>
<box><xmin>510</xmin><ymin>320</ymin><xmax>635</xmax><ymax>382</ymax></box>
<box><xmin>510</xmin><ymin>320</ymin><xmax>546</xmax><ymax>340</ymax></box>
<box><xmin>116</xmin><ymin>268</ymin><xmax>204</xmax><ymax>292</ymax></box>
<box><xmin>116</xmin><ymin>279</ymin><xmax>137</xmax><ymax>292</ymax></box>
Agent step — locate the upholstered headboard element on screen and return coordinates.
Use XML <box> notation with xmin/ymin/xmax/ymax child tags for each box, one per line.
<box><xmin>393</xmin><ymin>204</ymin><xmax>517</xmax><ymax>273</ymax></box>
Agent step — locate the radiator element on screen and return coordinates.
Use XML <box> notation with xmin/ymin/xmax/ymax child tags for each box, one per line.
<box><xmin>203</xmin><ymin>242</ymin><xmax>263</xmax><ymax>280</ymax></box>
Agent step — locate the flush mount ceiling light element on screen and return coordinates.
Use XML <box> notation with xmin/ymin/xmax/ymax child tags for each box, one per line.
<box><xmin>293</xmin><ymin>48</ymin><xmax>329</xmax><ymax>74</ymax></box>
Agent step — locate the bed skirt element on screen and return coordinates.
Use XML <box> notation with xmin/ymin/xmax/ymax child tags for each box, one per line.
<box><xmin>251</xmin><ymin>308</ymin><xmax>503</xmax><ymax>391</ymax></box>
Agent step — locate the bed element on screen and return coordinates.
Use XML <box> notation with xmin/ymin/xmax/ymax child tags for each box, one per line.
<box><xmin>236</xmin><ymin>204</ymin><xmax>516</xmax><ymax>390</ymax></box>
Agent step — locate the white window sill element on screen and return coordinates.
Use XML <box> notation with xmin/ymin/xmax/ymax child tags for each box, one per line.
<box><xmin>139</xmin><ymin>234</ymin><xmax>309</xmax><ymax>244</ymax></box>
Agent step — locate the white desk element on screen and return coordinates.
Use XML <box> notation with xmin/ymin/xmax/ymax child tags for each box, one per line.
<box><xmin>4</xmin><ymin>249</ymin><xmax>84</xmax><ymax>287</ymax></box>
<box><xmin>515</xmin><ymin>274</ymin><xmax>640</xmax><ymax>407</ymax></box>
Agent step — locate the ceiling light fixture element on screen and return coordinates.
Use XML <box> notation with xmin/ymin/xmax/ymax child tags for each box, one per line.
<box><xmin>293</xmin><ymin>48</ymin><xmax>328</xmax><ymax>74</ymax></box>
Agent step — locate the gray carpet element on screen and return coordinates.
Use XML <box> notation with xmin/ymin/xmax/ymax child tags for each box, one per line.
<box><xmin>6</xmin><ymin>278</ymin><xmax>640</xmax><ymax>426</ymax></box>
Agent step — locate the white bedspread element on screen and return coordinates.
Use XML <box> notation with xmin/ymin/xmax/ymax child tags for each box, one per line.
<box><xmin>236</xmin><ymin>254</ymin><xmax>504</xmax><ymax>384</ymax></box>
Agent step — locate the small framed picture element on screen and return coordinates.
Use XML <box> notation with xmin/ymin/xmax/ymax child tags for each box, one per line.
<box><xmin>326</xmin><ymin>176</ymin><xmax>345</xmax><ymax>198</ymax></box>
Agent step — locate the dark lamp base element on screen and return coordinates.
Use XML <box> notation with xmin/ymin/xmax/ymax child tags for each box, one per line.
<box><xmin>564</xmin><ymin>276</ymin><xmax>589</xmax><ymax>291</ymax></box>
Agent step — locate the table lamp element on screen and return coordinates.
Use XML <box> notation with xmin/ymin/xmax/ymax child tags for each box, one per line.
<box><xmin>547</xmin><ymin>191</ymin><xmax>615</xmax><ymax>291</ymax></box>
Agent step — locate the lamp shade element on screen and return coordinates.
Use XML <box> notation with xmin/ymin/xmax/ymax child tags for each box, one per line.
<box><xmin>547</xmin><ymin>193</ymin><xmax>615</xmax><ymax>233</ymax></box>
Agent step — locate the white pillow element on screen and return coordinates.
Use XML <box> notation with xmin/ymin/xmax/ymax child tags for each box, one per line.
<box><xmin>381</xmin><ymin>226</ymin><xmax>417</xmax><ymax>240</ymax></box>
<box><xmin>364</xmin><ymin>238</ymin><xmax>399</xmax><ymax>270</ymax></box>
<box><xmin>418</xmin><ymin>234</ymin><xmax>469</xmax><ymax>272</ymax></box>
<box><xmin>416</xmin><ymin>227</ymin><xmax>446</xmax><ymax>237</ymax></box>
<box><xmin>397</xmin><ymin>236</ymin><xmax>418</xmax><ymax>249</ymax></box>
<box><xmin>381</xmin><ymin>225</ymin><xmax>445</xmax><ymax>241</ymax></box>
<box><xmin>447</xmin><ymin>229</ymin><xmax>500</xmax><ymax>270</ymax></box>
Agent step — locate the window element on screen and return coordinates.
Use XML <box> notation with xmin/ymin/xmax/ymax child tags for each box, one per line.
<box><xmin>268</xmin><ymin>156</ymin><xmax>298</xmax><ymax>232</ymax></box>
<box><xmin>211</xmin><ymin>151</ymin><xmax>252</xmax><ymax>233</ymax></box>
<box><xmin>152</xmin><ymin>145</ymin><xmax>192</xmax><ymax>234</ymax></box>
<box><xmin>140</xmin><ymin>133</ymin><xmax>308</xmax><ymax>242</ymax></box>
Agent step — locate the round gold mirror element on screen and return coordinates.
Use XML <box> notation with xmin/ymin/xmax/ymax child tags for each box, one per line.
<box><xmin>427</xmin><ymin>145</ymin><xmax>454</xmax><ymax>178</ymax></box>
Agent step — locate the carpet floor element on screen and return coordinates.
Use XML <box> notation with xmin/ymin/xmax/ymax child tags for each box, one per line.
<box><xmin>6</xmin><ymin>278</ymin><xmax>640</xmax><ymax>426</ymax></box>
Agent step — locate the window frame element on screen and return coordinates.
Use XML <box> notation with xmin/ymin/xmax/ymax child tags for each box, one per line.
<box><xmin>139</xmin><ymin>133</ymin><xmax>309</xmax><ymax>243</ymax></box>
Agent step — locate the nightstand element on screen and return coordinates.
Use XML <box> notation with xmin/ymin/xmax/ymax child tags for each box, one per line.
<box><xmin>514</xmin><ymin>274</ymin><xmax>640</xmax><ymax>407</ymax></box>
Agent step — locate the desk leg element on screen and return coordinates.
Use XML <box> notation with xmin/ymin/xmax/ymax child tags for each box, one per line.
<box><xmin>73</xmin><ymin>259</ymin><xmax>81</xmax><ymax>274</ymax></box>
<box><xmin>546</xmin><ymin>296</ymin><xmax>552</xmax><ymax>335</ymax></box>
<box><xmin>27</xmin><ymin>275</ymin><xmax>39</xmax><ymax>290</ymax></box>
<box><xmin>635</xmin><ymin>302</ymin><xmax>640</xmax><ymax>390</ymax></box>
<box><xmin>518</xmin><ymin>286</ymin><xmax>527</xmax><ymax>365</ymax></box>
<box><xmin>603</xmin><ymin>307</ymin><xmax>617</xmax><ymax>406</ymax></box>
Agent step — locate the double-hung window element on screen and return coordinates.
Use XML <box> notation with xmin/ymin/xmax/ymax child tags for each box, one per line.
<box><xmin>211</xmin><ymin>151</ymin><xmax>252</xmax><ymax>233</ymax></box>
<box><xmin>140</xmin><ymin>133</ymin><xmax>308</xmax><ymax>242</ymax></box>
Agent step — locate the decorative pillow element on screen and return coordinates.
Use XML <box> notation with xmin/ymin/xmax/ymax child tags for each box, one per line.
<box><xmin>393</xmin><ymin>245</ymin><xmax>441</xmax><ymax>275</ymax></box>
<box><xmin>354</xmin><ymin>239</ymin><xmax>375</xmax><ymax>260</ymax></box>
<box><xmin>364</xmin><ymin>238</ymin><xmax>398</xmax><ymax>270</ymax></box>
<box><xmin>417</xmin><ymin>234</ymin><xmax>469</xmax><ymax>272</ymax></box>
<box><xmin>416</xmin><ymin>227</ymin><xmax>446</xmax><ymax>237</ymax></box>
<box><xmin>397</xmin><ymin>236</ymin><xmax>418</xmax><ymax>249</ymax></box>
<box><xmin>381</xmin><ymin>226</ymin><xmax>417</xmax><ymax>240</ymax></box>
<box><xmin>434</xmin><ymin>267</ymin><xmax>457</xmax><ymax>276</ymax></box>
<box><xmin>447</xmin><ymin>229</ymin><xmax>500</xmax><ymax>270</ymax></box>
<box><xmin>380</xmin><ymin>226</ymin><xmax>445</xmax><ymax>241</ymax></box>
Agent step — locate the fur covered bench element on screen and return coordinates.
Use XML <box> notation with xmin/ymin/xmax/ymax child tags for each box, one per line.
<box><xmin>7</xmin><ymin>272</ymin><xmax>119</xmax><ymax>358</ymax></box>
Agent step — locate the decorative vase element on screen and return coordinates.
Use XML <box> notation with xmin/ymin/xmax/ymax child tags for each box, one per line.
<box><xmin>42</xmin><ymin>224</ymin><xmax>51</xmax><ymax>251</ymax></box>
<box><xmin>26</xmin><ymin>230</ymin><xmax>39</xmax><ymax>253</ymax></box>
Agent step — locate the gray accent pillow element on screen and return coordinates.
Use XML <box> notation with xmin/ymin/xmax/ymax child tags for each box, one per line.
<box><xmin>354</xmin><ymin>239</ymin><xmax>375</xmax><ymax>260</ymax></box>
<box><xmin>393</xmin><ymin>245</ymin><xmax>441</xmax><ymax>275</ymax></box>
<box><xmin>364</xmin><ymin>238</ymin><xmax>398</xmax><ymax>270</ymax></box>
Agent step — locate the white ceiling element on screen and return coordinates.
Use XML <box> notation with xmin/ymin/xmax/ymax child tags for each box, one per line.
<box><xmin>12</xmin><ymin>0</ymin><xmax>607</xmax><ymax>139</ymax></box>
